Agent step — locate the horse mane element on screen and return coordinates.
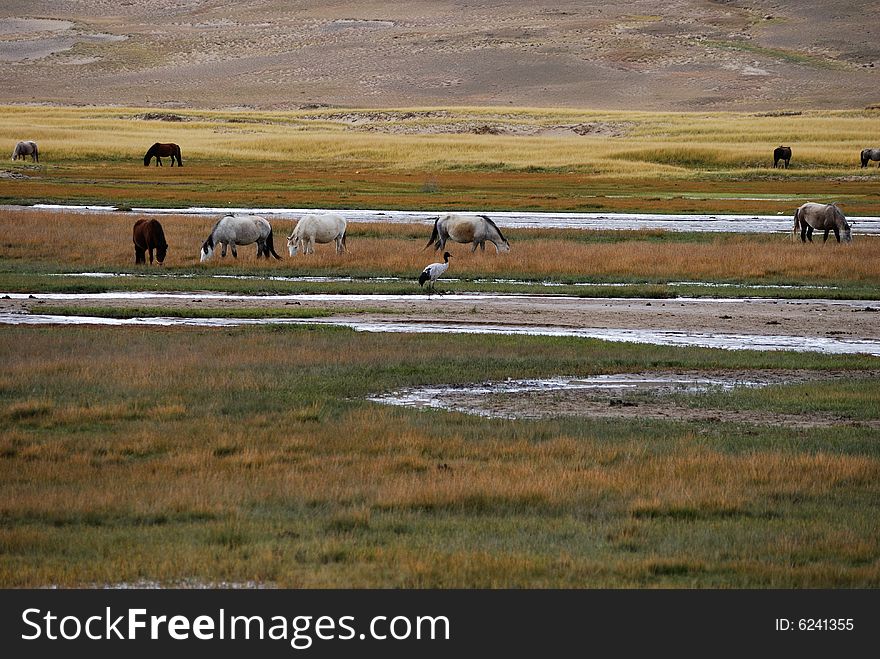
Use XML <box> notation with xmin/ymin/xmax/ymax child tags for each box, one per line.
<box><xmin>152</xmin><ymin>219</ymin><xmax>168</xmax><ymax>247</ymax></box>
<box><xmin>477</xmin><ymin>214</ymin><xmax>507</xmax><ymax>242</ymax></box>
<box><xmin>204</xmin><ymin>216</ymin><xmax>227</xmax><ymax>248</ymax></box>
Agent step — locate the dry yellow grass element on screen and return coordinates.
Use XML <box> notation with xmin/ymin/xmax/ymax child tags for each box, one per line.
<box><xmin>1</xmin><ymin>209</ymin><xmax>878</xmax><ymax>285</ymax></box>
<box><xmin>3</xmin><ymin>105</ymin><xmax>880</xmax><ymax>176</ymax></box>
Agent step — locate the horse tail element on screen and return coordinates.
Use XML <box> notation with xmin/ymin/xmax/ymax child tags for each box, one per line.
<box><xmin>477</xmin><ymin>214</ymin><xmax>507</xmax><ymax>243</ymax></box>
<box><xmin>792</xmin><ymin>208</ymin><xmax>801</xmax><ymax>241</ymax></box>
<box><xmin>175</xmin><ymin>144</ymin><xmax>182</xmax><ymax>166</ymax></box>
<box><xmin>424</xmin><ymin>216</ymin><xmax>440</xmax><ymax>250</ymax></box>
<box><xmin>266</xmin><ymin>228</ymin><xmax>281</xmax><ymax>259</ymax></box>
<box><xmin>32</xmin><ymin>143</ymin><xmax>38</xmax><ymax>163</ymax></box>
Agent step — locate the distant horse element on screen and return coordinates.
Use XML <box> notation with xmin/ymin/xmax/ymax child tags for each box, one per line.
<box><xmin>773</xmin><ymin>146</ymin><xmax>792</xmax><ymax>168</ymax></box>
<box><xmin>143</xmin><ymin>142</ymin><xmax>182</xmax><ymax>166</ymax></box>
<box><xmin>11</xmin><ymin>141</ymin><xmax>38</xmax><ymax>162</ymax></box>
<box><xmin>860</xmin><ymin>148</ymin><xmax>880</xmax><ymax>168</ymax></box>
<box><xmin>287</xmin><ymin>213</ymin><xmax>347</xmax><ymax>255</ymax></box>
<box><xmin>132</xmin><ymin>218</ymin><xmax>168</xmax><ymax>265</ymax></box>
<box><xmin>424</xmin><ymin>214</ymin><xmax>510</xmax><ymax>253</ymax></box>
<box><xmin>200</xmin><ymin>215</ymin><xmax>281</xmax><ymax>262</ymax></box>
<box><xmin>793</xmin><ymin>202</ymin><xmax>852</xmax><ymax>244</ymax></box>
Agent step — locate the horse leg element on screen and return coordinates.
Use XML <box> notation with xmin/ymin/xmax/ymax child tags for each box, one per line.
<box><xmin>800</xmin><ymin>223</ymin><xmax>808</xmax><ymax>243</ymax></box>
<box><xmin>221</xmin><ymin>242</ymin><xmax>227</xmax><ymax>257</ymax></box>
<box><xmin>148</xmin><ymin>248</ymin><xmax>154</xmax><ymax>264</ymax></box>
<box><xmin>833</xmin><ymin>227</ymin><xmax>841</xmax><ymax>243</ymax></box>
<box><xmin>135</xmin><ymin>247</ymin><xmax>145</xmax><ymax>265</ymax></box>
<box><xmin>823</xmin><ymin>229</ymin><xmax>830</xmax><ymax>243</ymax></box>
<box><xmin>231</xmin><ymin>244</ymin><xmax>238</xmax><ymax>258</ymax></box>
<box><xmin>471</xmin><ymin>242</ymin><xmax>478</xmax><ymax>253</ymax></box>
<box><xmin>806</xmin><ymin>227</ymin><xmax>814</xmax><ymax>243</ymax></box>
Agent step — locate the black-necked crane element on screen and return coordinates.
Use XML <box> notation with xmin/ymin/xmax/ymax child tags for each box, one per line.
<box><xmin>418</xmin><ymin>251</ymin><xmax>451</xmax><ymax>293</ymax></box>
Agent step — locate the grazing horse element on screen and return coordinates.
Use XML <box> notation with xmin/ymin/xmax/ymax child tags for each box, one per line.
<box><xmin>793</xmin><ymin>202</ymin><xmax>852</xmax><ymax>244</ymax></box>
<box><xmin>773</xmin><ymin>145</ymin><xmax>792</xmax><ymax>168</ymax></box>
<box><xmin>286</xmin><ymin>213</ymin><xmax>348</xmax><ymax>255</ymax></box>
<box><xmin>424</xmin><ymin>214</ymin><xmax>510</xmax><ymax>253</ymax></box>
<box><xmin>132</xmin><ymin>218</ymin><xmax>168</xmax><ymax>265</ymax></box>
<box><xmin>11</xmin><ymin>140</ymin><xmax>38</xmax><ymax>162</ymax></box>
<box><xmin>860</xmin><ymin>148</ymin><xmax>880</xmax><ymax>168</ymax></box>
<box><xmin>143</xmin><ymin>142</ymin><xmax>182</xmax><ymax>166</ymax></box>
<box><xmin>200</xmin><ymin>215</ymin><xmax>281</xmax><ymax>262</ymax></box>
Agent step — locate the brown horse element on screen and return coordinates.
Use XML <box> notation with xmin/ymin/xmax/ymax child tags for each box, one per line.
<box><xmin>773</xmin><ymin>145</ymin><xmax>792</xmax><ymax>168</ymax></box>
<box><xmin>143</xmin><ymin>142</ymin><xmax>182</xmax><ymax>166</ymax></box>
<box><xmin>133</xmin><ymin>218</ymin><xmax>168</xmax><ymax>264</ymax></box>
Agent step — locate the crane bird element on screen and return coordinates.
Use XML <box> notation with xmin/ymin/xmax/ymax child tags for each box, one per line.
<box><xmin>418</xmin><ymin>251</ymin><xmax>451</xmax><ymax>293</ymax></box>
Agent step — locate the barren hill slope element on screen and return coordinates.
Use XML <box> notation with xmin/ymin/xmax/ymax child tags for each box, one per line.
<box><xmin>0</xmin><ymin>0</ymin><xmax>878</xmax><ymax>110</ymax></box>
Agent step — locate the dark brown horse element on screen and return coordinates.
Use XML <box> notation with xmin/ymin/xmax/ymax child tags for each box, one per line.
<box><xmin>773</xmin><ymin>145</ymin><xmax>792</xmax><ymax>168</ymax></box>
<box><xmin>133</xmin><ymin>218</ymin><xmax>168</xmax><ymax>264</ymax></box>
<box><xmin>143</xmin><ymin>142</ymin><xmax>182</xmax><ymax>166</ymax></box>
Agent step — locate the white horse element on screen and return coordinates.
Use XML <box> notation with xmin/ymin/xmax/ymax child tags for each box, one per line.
<box><xmin>424</xmin><ymin>214</ymin><xmax>510</xmax><ymax>253</ymax></box>
<box><xmin>200</xmin><ymin>215</ymin><xmax>281</xmax><ymax>262</ymax></box>
<box><xmin>287</xmin><ymin>213</ymin><xmax>347</xmax><ymax>255</ymax></box>
<box><xmin>11</xmin><ymin>141</ymin><xmax>38</xmax><ymax>162</ymax></box>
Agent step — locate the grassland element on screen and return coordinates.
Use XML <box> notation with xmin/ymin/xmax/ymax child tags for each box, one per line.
<box><xmin>3</xmin><ymin>105</ymin><xmax>880</xmax><ymax>214</ymax></box>
<box><xmin>2</xmin><ymin>104</ymin><xmax>879</xmax><ymax>589</ymax></box>
<box><xmin>1</xmin><ymin>325</ymin><xmax>879</xmax><ymax>588</ymax></box>
<box><xmin>2</xmin><ymin>210</ymin><xmax>879</xmax><ymax>299</ymax></box>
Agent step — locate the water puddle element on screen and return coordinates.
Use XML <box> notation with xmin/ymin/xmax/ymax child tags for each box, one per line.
<box><xmin>14</xmin><ymin>204</ymin><xmax>880</xmax><ymax>235</ymax></box>
<box><xmin>368</xmin><ymin>372</ymin><xmax>767</xmax><ymax>419</ymax></box>
<box><xmin>368</xmin><ymin>371</ymin><xmax>876</xmax><ymax>426</ymax></box>
<box><xmin>2</xmin><ymin>310</ymin><xmax>879</xmax><ymax>356</ymax></box>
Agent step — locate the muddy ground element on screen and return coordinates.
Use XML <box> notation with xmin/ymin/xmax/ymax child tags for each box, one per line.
<box><xmin>5</xmin><ymin>293</ymin><xmax>877</xmax><ymax>342</ymax></box>
<box><xmin>373</xmin><ymin>368</ymin><xmax>880</xmax><ymax>428</ymax></box>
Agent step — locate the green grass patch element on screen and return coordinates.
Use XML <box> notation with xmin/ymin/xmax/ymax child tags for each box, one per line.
<box><xmin>36</xmin><ymin>305</ymin><xmax>334</xmax><ymax>320</ymax></box>
<box><xmin>1</xmin><ymin>325</ymin><xmax>879</xmax><ymax>587</ymax></box>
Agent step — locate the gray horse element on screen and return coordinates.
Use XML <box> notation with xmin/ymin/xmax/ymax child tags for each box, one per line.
<box><xmin>200</xmin><ymin>215</ymin><xmax>281</xmax><ymax>261</ymax></box>
<box><xmin>424</xmin><ymin>214</ymin><xmax>510</xmax><ymax>253</ymax></box>
<box><xmin>11</xmin><ymin>141</ymin><xmax>38</xmax><ymax>162</ymax></box>
<box><xmin>793</xmin><ymin>202</ymin><xmax>852</xmax><ymax>244</ymax></box>
<box><xmin>860</xmin><ymin>148</ymin><xmax>880</xmax><ymax>168</ymax></box>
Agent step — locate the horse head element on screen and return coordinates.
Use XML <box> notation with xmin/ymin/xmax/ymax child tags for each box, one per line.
<box><xmin>287</xmin><ymin>236</ymin><xmax>299</xmax><ymax>256</ymax></box>
<box><xmin>156</xmin><ymin>242</ymin><xmax>168</xmax><ymax>264</ymax></box>
<box><xmin>199</xmin><ymin>238</ymin><xmax>213</xmax><ymax>262</ymax></box>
